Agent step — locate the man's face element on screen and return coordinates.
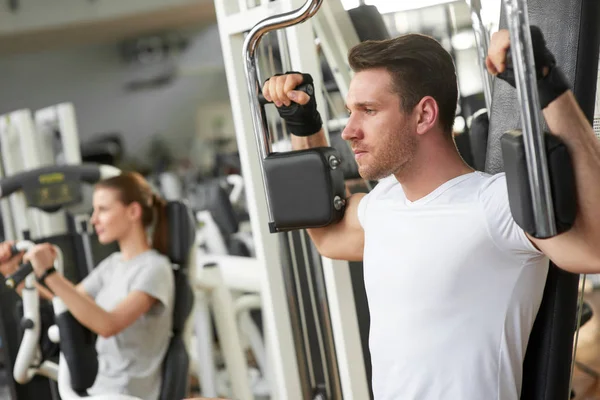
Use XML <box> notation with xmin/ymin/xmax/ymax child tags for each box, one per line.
<box><xmin>342</xmin><ymin>68</ymin><xmax>418</xmax><ymax>181</ymax></box>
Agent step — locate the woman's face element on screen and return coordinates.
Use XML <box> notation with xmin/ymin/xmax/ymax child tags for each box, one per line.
<box><xmin>90</xmin><ymin>187</ymin><xmax>139</xmax><ymax>244</ymax></box>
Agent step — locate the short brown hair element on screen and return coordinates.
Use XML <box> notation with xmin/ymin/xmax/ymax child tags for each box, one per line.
<box><xmin>95</xmin><ymin>172</ymin><xmax>169</xmax><ymax>255</ymax></box>
<box><xmin>348</xmin><ymin>34</ymin><xmax>458</xmax><ymax>135</ymax></box>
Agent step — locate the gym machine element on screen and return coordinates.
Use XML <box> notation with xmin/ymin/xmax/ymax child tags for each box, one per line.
<box><xmin>0</xmin><ymin>104</ymin><xmax>114</xmax><ymax>399</ymax></box>
<box><xmin>0</xmin><ymin>163</ymin><xmax>120</xmax><ymax>400</ymax></box>
<box><xmin>471</xmin><ymin>0</ymin><xmax>600</xmax><ymax>398</ymax></box>
<box><xmin>0</xmin><ymin>163</ymin><xmax>196</xmax><ymax>400</ymax></box>
<box><xmin>190</xmin><ymin>179</ymin><xmax>268</xmax><ymax>399</ymax></box>
<box><xmin>214</xmin><ymin>0</ymin><xmax>375</xmax><ymax>398</ymax></box>
<box><xmin>221</xmin><ymin>0</ymin><xmax>600</xmax><ymax>399</ymax></box>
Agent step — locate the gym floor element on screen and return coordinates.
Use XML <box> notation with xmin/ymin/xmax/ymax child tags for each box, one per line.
<box><xmin>572</xmin><ymin>289</ymin><xmax>600</xmax><ymax>399</ymax></box>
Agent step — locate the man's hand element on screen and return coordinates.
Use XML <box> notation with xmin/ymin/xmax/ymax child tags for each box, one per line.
<box><xmin>262</xmin><ymin>73</ymin><xmax>311</xmax><ymax>107</ymax></box>
<box><xmin>24</xmin><ymin>243</ymin><xmax>57</xmax><ymax>277</ymax></box>
<box><xmin>262</xmin><ymin>72</ymin><xmax>322</xmax><ymax>137</ymax></box>
<box><xmin>486</xmin><ymin>27</ymin><xmax>552</xmax><ymax>79</ymax></box>
<box><xmin>485</xmin><ymin>29</ymin><xmax>511</xmax><ymax>76</ymax></box>
<box><xmin>485</xmin><ymin>26</ymin><xmax>569</xmax><ymax>109</ymax></box>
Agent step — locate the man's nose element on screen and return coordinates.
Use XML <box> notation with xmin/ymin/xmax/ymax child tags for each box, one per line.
<box><xmin>341</xmin><ymin>115</ymin><xmax>359</xmax><ymax>141</ymax></box>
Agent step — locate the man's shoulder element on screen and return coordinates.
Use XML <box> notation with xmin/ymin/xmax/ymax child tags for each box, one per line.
<box><xmin>475</xmin><ymin>172</ymin><xmax>510</xmax><ymax>201</ymax></box>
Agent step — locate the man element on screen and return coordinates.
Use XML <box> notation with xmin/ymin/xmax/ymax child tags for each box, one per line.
<box><xmin>260</xmin><ymin>28</ymin><xmax>600</xmax><ymax>399</ymax></box>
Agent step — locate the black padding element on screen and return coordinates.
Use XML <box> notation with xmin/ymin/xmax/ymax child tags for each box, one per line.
<box><xmin>546</xmin><ymin>136</ymin><xmax>578</xmax><ymax>232</ymax></box>
<box><xmin>347</xmin><ymin>5</ymin><xmax>391</xmax><ymax>41</ymax></box>
<box><xmin>228</xmin><ymin>238</ymin><xmax>252</xmax><ymax>257</ymax></box>
<box><xmin>159</xmin><ymin>335</ymin><xmax>189</xmax><ymax>400</ymax></box>
<box><xmin>520</xmin><ymin>269</ymin><xmax>579</xmax><ymax>400</ymax></box>
<box><xmin>160</xmin><ymin>200</ymin><xmax>194</xmax><ymax>400</ymax></box>
<box><xmin>469</xmin><ymin>110</ymin><xmax>489</xmax><ymax>172</ymax></box>
<box><xmin>486</xmin><ymin>2</ymin><xmax>600</xmax><ymax>400</ymax></box>
<box><xmin>500</xmin><ymin>130</ymin><xmax>576</xmax><ymax>238</ymax></box>
<box><xmin>80</xmin><ymin>133</ymin><xmax>124</xmax><ymax>166</ymax></box>
<box><xmin>171</xmin><ymin>270</ymin><xmax>194</xmax><ymax>334</ymax></box>
<box><xmin>54</xmin><ymin>311</ymin><xmax>98</xmax><ymax>393</ymax></box>
<box><xmin>264</xmin><ymin>147</ymin><xmax>346</xmax><ymax>232</ymax></box>
<box><xmin>165</xmin><ymin>200</ymin><xmax>196</xmax><ymax>267</ymax></box>
<box><xmin>188</xmin><ymin>181</ymin><xmax>239</xmax><ymax>237</ymax></box>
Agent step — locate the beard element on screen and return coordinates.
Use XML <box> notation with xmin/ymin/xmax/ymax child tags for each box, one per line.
<box><xmin>357</xmin><ymin>125</ymin><xmax>417</xmax><ymax>181</ymax></box>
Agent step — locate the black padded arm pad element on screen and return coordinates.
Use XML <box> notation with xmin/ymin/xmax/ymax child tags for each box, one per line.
<box><xmin>54</xmin><ymin>311</ymin><xmax>98</xmax><ymax>393</ymax></box>
<box><xmin>500</xmin><ymin>130</ymin><xmax>576</xmax><ymax>238</ymax></box>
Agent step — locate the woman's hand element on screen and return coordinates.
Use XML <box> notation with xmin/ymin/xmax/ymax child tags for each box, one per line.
<box><xmin>24</xmin><ymin>243</ymin><xmax>57</xmax><ymax>277</ymax></box>
<box><xmin>0</xmin><ymin>241</ymin><xmax>23</xmax><ymax>277</ymax></box>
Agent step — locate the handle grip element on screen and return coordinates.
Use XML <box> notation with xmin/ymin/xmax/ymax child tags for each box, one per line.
<box><xmin>9</xmin><ymin>245</ymin><xmax>20</xmax><ymax>258</ymax></box>
<box><xmin>5</xmin><ymin>262</ymin><xmax>33</xmax><ymax>289</ymax></box>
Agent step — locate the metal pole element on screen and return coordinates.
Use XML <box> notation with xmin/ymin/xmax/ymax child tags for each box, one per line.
<box><xmin>466</xmin><ymin>0</ymin><xmax>494</xmax><ymax>111</ymax></box>
<box><xmin>502</xmin><ymin>0</ymin><xmax>556</xmax><ymax>238</ymax></box>
<box><xmin>242</xmin><ymin>0</ymin><xmax>324</xmax><ymax>225</ymax></box>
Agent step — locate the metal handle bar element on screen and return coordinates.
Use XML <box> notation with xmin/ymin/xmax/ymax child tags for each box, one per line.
<box><xmin>242</xmin><ymin>0</ymin><xmax>324</xmax><ymax>225</ymax></box>
<box><xmin>502</xmin><ymin>0</ymin><xmax>556</xmax><ymax>237</ymax></box>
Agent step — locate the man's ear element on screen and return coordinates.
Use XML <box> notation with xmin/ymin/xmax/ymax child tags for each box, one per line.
<box><xmin>415</xmin><ymin>96</ymin><xmax>439</xmax><ymax>136</ymax></box>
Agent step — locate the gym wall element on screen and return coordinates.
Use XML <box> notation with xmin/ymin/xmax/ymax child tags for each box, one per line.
<box><xmin>0</xmin><ymin>24</ymin><xmax>230</xmax><ymax>165</ymax></box>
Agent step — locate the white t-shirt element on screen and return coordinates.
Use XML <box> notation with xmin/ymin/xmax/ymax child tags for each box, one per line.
<box><xmin>358</xmin><ymin>171</ymin><xmax>549</xmax><ymax>400</ymax></box>
<box><xmin>81</xmin><ymin>249</ymin><xmax>174</xmax><ymax>400</ymax></box>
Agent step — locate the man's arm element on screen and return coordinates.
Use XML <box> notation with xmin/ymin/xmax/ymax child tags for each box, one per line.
<box><xmin>488</xmin><ymin>29</ymin><xmax>600</xmax><ymax>273</ymax></box>
<box><xmin>264</xmin><ymin>73</ymin><xmax>365</xmax><ymax>261</ymax></box>
<box><xmin>528</xmin><ymin>92</ymin><xmax>600</xmax><ymax>273</ymax></box>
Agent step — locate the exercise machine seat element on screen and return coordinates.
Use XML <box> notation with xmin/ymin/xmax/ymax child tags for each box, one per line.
<box><xmin>486</xmin><ymin>1</ymin><xmax>600</xmax><ymax>398</ymax></box>
<box><xmin>160</xmin><ymin>200</ymin><xmax>196</xmax><ymax>400</ymax></box>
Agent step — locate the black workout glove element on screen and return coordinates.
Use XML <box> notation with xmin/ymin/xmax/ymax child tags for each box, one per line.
<box><xmin>497</xmin><ymin>25</ymin><xmax>570</xmax><ymax>109</ymax></box>
<box><xmin>271</xmin><ymin>72</ymin><xmax>323</xmax><ymax>137</ymax></box>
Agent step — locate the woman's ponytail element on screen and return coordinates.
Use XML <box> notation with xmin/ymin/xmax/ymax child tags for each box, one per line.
<box><xmin>151</xmin><ymin>194</ymin><xmax>169</xmax><ymax>256</ymax></box>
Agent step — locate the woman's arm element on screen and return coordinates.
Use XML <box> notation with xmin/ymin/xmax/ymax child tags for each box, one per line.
<box><xmin>44</xmin><ymin>273</ymin><xmax>156</xmax><ymax>337</ymax></box>
<box><xmin>0</xmin><ymin>241</ymin><xmax>54</xmax><ymax>301</ymax></box>
<box><xmin>25</xmin><ymin>243</ymin><xmax>158</xmax><ymax>338</ymax></box>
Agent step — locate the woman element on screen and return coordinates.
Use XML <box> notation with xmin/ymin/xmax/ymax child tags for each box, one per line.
<box><xmin>22</xmin><ymin>171</ymin><xmax>175</xmax><ymax>400</ymax></box>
